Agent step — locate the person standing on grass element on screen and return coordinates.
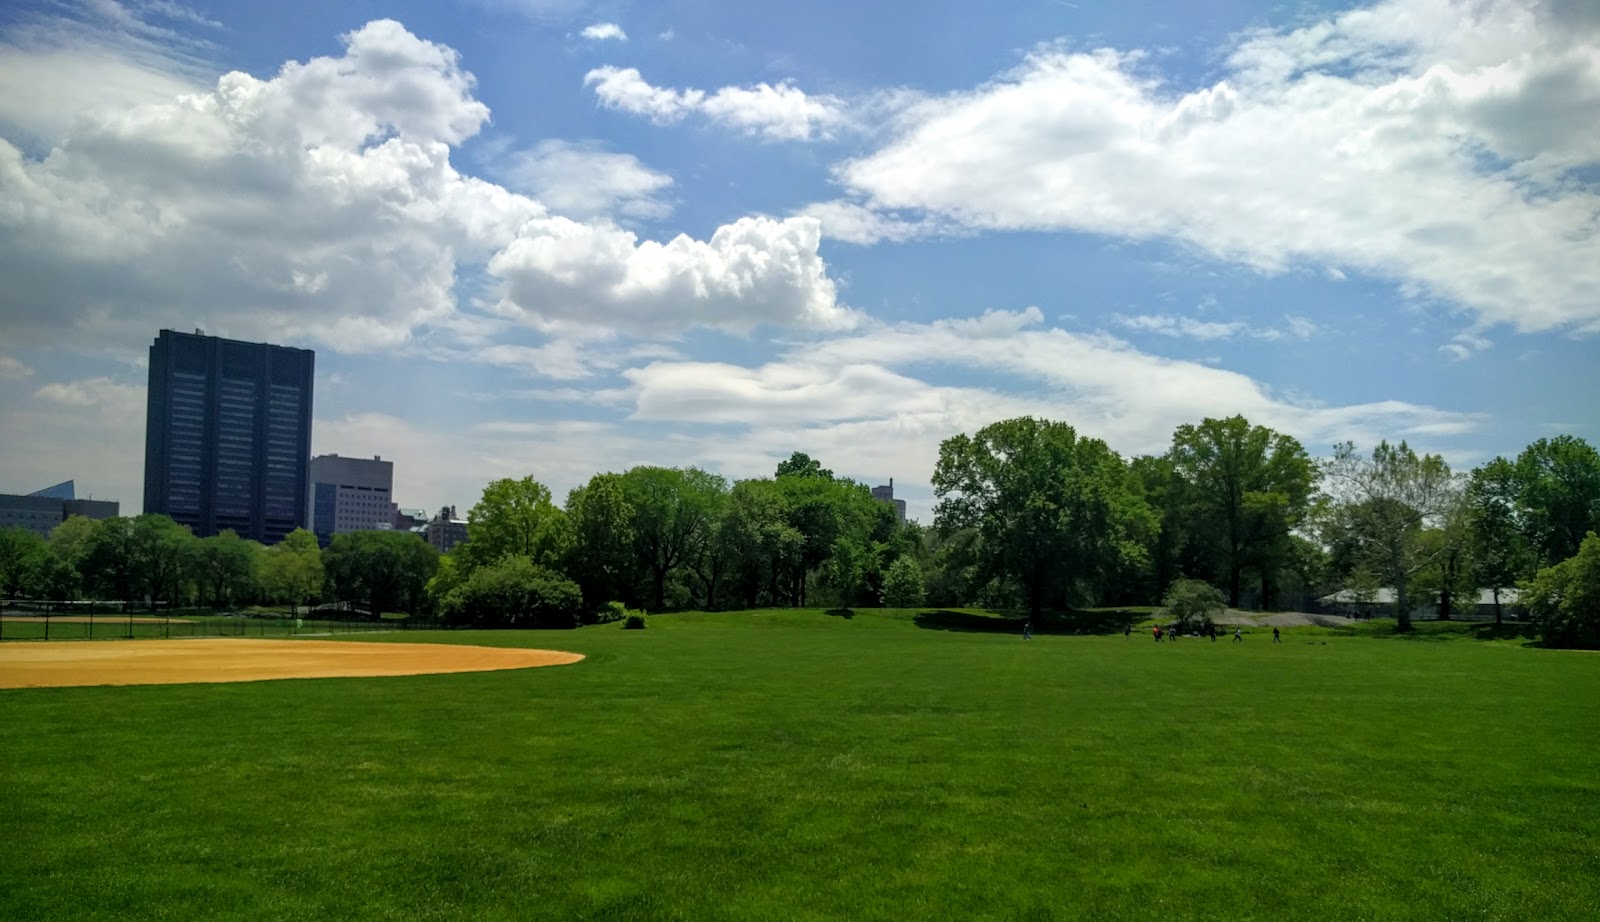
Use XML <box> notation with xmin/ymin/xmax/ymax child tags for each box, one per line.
<box><xmin>1233</xmin><ymin>627</ymin><xmax>1243</xmax><ymax>643</ymax></box>
<box><xmin>1209</xmin><ymin>624</ymin><xmax>1217</xmax><ymax>642</ymax></box>
<box><xmin>1272</xmin><ymin>626</ymin><xmax>1281</xmax><ymax>644</ymax></box>
<box><xmin>1153</xmin><ymin>625</ymin><xmax>1163</xmax><ymax>642</ymax></box>
<box><xmin>1023</xmin><ymin>618</ymin><xmax>1032</xmax><ymax>640</ymax></box>
<box><xmin>1125</xmin><ymin>624</ymin><xmax>1132</xmax><ymax>639</ymax></box>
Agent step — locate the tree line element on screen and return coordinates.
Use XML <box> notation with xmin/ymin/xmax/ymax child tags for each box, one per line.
<box><xmin>2</xmin><ymin>416</ymin><xmax>1596</xmax><ymax>644</ymax></box>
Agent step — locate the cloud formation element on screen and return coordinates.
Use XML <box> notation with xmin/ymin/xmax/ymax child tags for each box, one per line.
<box><xmin>580</xmin><ymin>23</ymin><xmax>627</xmax><ymax>41</ymax></box>
<box><xmin>502</xmin><ymin>139</ymin><xmax>672</xmax><ymax>220</ymax></box>
<box><xmin>585</xmin><ymin>66</ymin><xmax>846</xmax><ymax>140</ymax></box>
<box><xmin>836</xmin><ymin>0</ymin><xmax>1600</xmax><ymax>333</ymax></box>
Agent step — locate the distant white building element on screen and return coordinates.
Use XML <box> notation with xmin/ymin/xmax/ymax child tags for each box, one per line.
<box><xmin>1319</xmin><ymin>587</ymin><xmax>1522</xmax><ymax>617</ymax></box>
<box><xmin>308</xmin><ymin>454</ymin><xmax>397</xmax><ymax>545</ymax></box>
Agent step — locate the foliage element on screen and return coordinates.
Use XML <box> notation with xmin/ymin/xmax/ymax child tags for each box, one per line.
<box><xmin>1522</xmin><ymin>532</ymin><xmax>1600</xmax><ymax>649</ymax></box>
<box><xmin>1323</xmin><ymin>440</ymin><xmax>1460</xmax><ymax>631</ymax></box>
<box><xmin>1465</xmin><ymin>457</ymin><xmax>1534</xmax><ymax>623</ymax></box>
<box><xmin>324</xmin><ymin>530</ymin><xmax>438</xmax><ymax>617</ymax></box>
<box><xmin>882</xmin><ymin>555</ymin><xmax>926</xmax><ymax>608</ymax></box>
<box><xmin>190</xmin><ymin>530</ymin><xmax>259</xmax><ymax>609</ymax></box>
<box><xmin>439</xmin><ymin>556</ymin><xmax>584</xmax><ymax>629</ymax></box>
<box><xmin>932</xmin><ymin>417</ymin><xmax>1156</xmax><ymax>616</ymax></box>
<box><xmin>0</xmin><ymin>527</ymin><xmax>49</xmax><ymax>597</ymax></box>
<box><xmin>130</xmin><ymin>514</ymin><xmax>193</xmax><ymax>609</ymax></box>
<box><xmin>774</xmin><ymin>451</ymin><xmax>833</xmax><ymax>481</ymax></box>
<box><xmin>623</xmin><ymin>613</ymin><xmax>647</xmax><ymax>629</ymax></box>
<box><xmin>1161</xmin><ymin>578</ymin><xmax>1226</xmax><ymax>630</ymax></box>
<box><xmin>1512</xmin><ymin>436</ymin><xmax>1600</xmax><ymax>569</ymax></box>
<box><xmin>260</xmin><ymin>528</ymin><xmax>323</xmax><ymax>614</ymax></box>
<box><xmin>1167</xmin><ymin>416</ymin><xmax>1316</xmax><ymax>608</ymax></box>
<box><xmin>620</xmin><ymin>466</ymin><xmax>724</xmax><ymax>611</ymax></box>
<box><xmin>565</xmin><ymin>473</ymin><xmax>637</xmax><ymax>608</ymax></box>
<box><xmin>465</xmin><ymin>476</ymin><xmax>571</xmax><ymax>570</ymax></box>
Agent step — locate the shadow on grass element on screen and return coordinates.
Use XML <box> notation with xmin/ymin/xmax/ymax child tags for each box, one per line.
<box><xmin>1325</xmin><ymin>618</ymin><xmax>1542</xmax><ymax>644</ymax></box>
<box><xmin>825</xmin><ymin>608</ymin><xmax>855</xmax><ymax>619</ymax></box>
<box><xmin>913</xmin><ymin>608</ymin><xmax>1145</xmax><ymax>636</ymax></box>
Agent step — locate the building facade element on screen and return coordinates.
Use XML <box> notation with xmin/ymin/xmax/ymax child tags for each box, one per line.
<box><xmin>0</xmin><ymin>481</ymin><xmax>118</xmax><ymax>537</ymax></box>
<box><xmin>143</xmin><ymin>329</ymin><xmax>314</xmax><ymax>544</ymax></box>
<box><xmin>871</xmin><ymin>479</ymin><xmax>908</xmax><ymax>524</ymax></box>
<box><xmin>309</xmin><ymin>454</ymin><xmax>397</xmax><ymax>546</ymax></box>
<box><xmin>424</xmin><ymin>505</ymin><xmax>469</xmax><ymax>553</ymax></box>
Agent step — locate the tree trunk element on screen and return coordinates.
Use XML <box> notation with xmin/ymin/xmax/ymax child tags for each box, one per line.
<box><xmin>1228</xmin><ymin>565</ymin><xmax>1242</xmax><ymax>609</ymax></box>
<box><xmin>652</xmin><ymin>566</ymin><xmax>667</xmax><ymax>612</ymax></box>
<box><xmin>1493</xmin><ymin>588</ymin><xmax>1502</xmax><ymax>626</ymax></box>
<box><xmin>1439</xmin><ymin>585</ymin><xmax>1452</xmax><ymax>621</ymax></box>
<box><xmin>1395</xmin><ymin>571</ymin><xmax>1412</xmax><ymax>633</ymax></box>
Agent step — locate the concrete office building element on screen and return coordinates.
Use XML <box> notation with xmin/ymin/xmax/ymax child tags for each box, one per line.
<box><xmin>872</xmin><ymin>479</ymin><xmax>908</xmax><ymax>524</ymax></box>
<box><xmin>309</xmin><ymin>454</ymin><xmax>398</xmax><ymax>545</ymax></box>
<box><xmin>143</xmin><ymin>329</ymin><xmax>314</xmax><ymax>544</ymax></box>
<box><xmin>0</xmin><ymin>481</ymin><xmax>119</xmax><ymax>537</ymax></box>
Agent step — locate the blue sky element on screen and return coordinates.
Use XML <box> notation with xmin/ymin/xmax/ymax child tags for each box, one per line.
<box><xmin>1</xmin><ymin>0</ymin><xmax>1596</xmax><ymax>521</ymax></box>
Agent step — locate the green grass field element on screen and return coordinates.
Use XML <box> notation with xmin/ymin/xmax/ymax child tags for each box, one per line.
<box><xmin>2</xmin><ymin>609</ymin><xmax>1596</xmax><ymax>920</ymax></box>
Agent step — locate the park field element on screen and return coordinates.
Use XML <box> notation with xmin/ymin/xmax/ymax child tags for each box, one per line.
<box><xmin>2</xmin><ymin>609</ymin><xmax>1596</xmax><ymax>920</ymax></box>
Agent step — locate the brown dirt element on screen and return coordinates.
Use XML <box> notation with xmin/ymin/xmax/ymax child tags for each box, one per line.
<box><xmin>0</xmin><ymin>638</ymin><xmax>584</xmax><ymax>689</ymax></box>
<box><xmin>1</xmin><ymin>615</ymin><xmax>197</xmax><ymax>624</ymax></box>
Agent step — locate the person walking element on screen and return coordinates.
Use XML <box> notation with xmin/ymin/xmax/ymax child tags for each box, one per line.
<box><xmin>1272</xmin><ymin>626</ymin><xmax>1281</xmax><ymax>644</ymax></box>
<box><xmin>1125</xmin><ymin>624</ymin><xmax>1132</xmax><ymax>639</ymax></box>
<box><xmin>1209</xmin><ymin>624</ymin><xmax>1217</xmax><ymax>642</ymax></box>
<box><xmin>1233</xmin><ymin>627</ymin><xmax>1243</xmax><ymax>643</ymax></box>
<box><xmin>1153</xmin><ymin>625</ymin><xmax>1163</xmax><ymax>643</ymax></box>
<box><xmin>1023</xmin><ymin>618</ymin><xmax>1033</xmax><ymax>640</ymax></box>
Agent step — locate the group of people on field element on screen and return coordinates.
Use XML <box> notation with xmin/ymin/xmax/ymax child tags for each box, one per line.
<box><xmin>1142</xmin><ymin>624</ymin><xmax>1281</xmax><ymax>644</ymax></box>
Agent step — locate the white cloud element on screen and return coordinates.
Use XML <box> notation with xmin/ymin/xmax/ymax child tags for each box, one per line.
<box><xmin>488</xmin><ymin>215</ymin><xmax>859</xmax><ymax>336</ymax></box>
<box><xmin>34</xmin><ymin>377</ymin><xmax>141</xmax><ymax>408</ymax></box>
<box><xmin>0</xmin><ymin>19</ymin><xmax>853</xmax><ymax>356</ymax></box>
<box><xmin>0</xmin><ymin>355</ymin><xmax>33</xmax><ymax>379</ymax></box>
<box><xmin>0</xmin><ymin>377</ymin><xmax>146</xmax><ymax>505</ymax></box>
<box><xmin>836</xmin><ymin>0</ymin><xmax>1600</xmax><ymax>334</ymax></box>
<box><xmin>795</xmin><ymin>200</ymin><xmax>943</xmax><ymax>245</ymax></box>
<box><xmin>584</xmin><ymin>66</ymin><xmax>846</xmax><ymax>140</ymax></box>
<box><xmin>1113</xmin><ymin>313</ymin><xmax>1322</xmax><ymax>342</ymax></box>
<box><xmin>580</xmin><ymin>23</ymin><xmax>627</xmax><ymax>41</ymax></box>
<box><xmin>1441</xmin><ymin>331</ymin><xmax>1493</xmax><ymax>361</ymax></box>
<box><xmin>616</xmin><ymin>307</ymin><xmax>1482</xmax><ymax>519</ymax></box>
<box><xmin>502</xmin><ymin>139</ymin><xmax>672</xmax><ymax>220</ymax></box>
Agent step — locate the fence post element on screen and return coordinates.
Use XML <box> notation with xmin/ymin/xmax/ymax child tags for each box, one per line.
<box><xmin>45</xmin><ymin>613</ymin><xmax>50</xmax><ymax>642</ymax></box>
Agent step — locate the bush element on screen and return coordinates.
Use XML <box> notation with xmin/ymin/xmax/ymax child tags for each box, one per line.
<box><xmin>439</xmin><ymin>557</ymin><xmax>584</xmax><ymax>629</ymax></box>
<box><xmin>623</xmin><ymin>613</ymin><xmax>647</xmax><ymax>630</ymax></box>
<box><xmin>1524</xmin><ymin>532</ymin><xmax>1600</xmax><ymax>650</ymax></box>
<box><xmin>591</xmin><ymin>600</ymin><xmax>630</xmax><ymax>625</ymax></box>
<box><xmin>1162</xmin><ymin>578</ymin><xmax>1226</xmax><ymax>631</ymax></box>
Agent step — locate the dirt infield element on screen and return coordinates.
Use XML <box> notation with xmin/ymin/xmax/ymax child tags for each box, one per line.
<box><xmin>0</xmin><ymin>638</ymin><xmax>584</xmax><ymax>689</ymax></box>
<box><xmin>1</xmin><ymin>615</ymin><xmax>197</xmax><ymax>624</ymax></box>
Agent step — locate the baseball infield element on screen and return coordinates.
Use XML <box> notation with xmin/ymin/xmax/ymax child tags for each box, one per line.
<box><xmin>0</xmin><ymin>638</ymin><xmax>583</xmax><ymax>689</ymax></box>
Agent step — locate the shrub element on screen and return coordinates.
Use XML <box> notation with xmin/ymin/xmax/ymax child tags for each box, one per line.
<box><xmin>623</xmin><ymin>613</ymin><xmax>647</xmax><ymax>630</ymax></box>
<box><xmin>1162</xmin><ymin>578</ymin><xmax>1226</xmax><ymax>631</ymax></box>
<box><xmin>1523</xmin><ymin>532</ymin><xmax>1600</xmax><ymax>650</ymax></box>
<box><xmin>440</xmin><ymin>557</ymin><xmax>584</xmax><ymax>629</ymax></box>
<box><xmin>592</xmin><ymin>600</ymin><xmax>630</xmax><ymax>625</ymax></box>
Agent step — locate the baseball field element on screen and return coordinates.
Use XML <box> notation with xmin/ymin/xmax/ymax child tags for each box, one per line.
<box><xmin>1</xmin><ymin>609</ymin><xmax>1595</xmax><ymax>920</ymax></box>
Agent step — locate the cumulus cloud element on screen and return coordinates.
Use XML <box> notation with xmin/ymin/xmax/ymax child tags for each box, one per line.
<box><xmin>836</xmin><ymin>0</ymin><xmax>1600</xmax><ymax>334</ymax></box>
<box><xmin>502</xmin><ymin>139</ymin><xmax>672</xmax><ymax>220</ymax></box>
<box><xmin>1441</xmin><ymin>331</ymin><xmax>1493</xmax><ymax>361</ymax></box>
<box><xmin>488</xmin><ymin>215</ymin><xmax>859</xmax><ymax>335</ymax></box>
<box><xmin>0</xmin><ymin>19</ymin><xmax>853</xmax><ymax>355</ymax></box>
<box><xmin>584</xmin><ymin>66</ymin><xmax>846</xmax><ymax>140</ymax></box>
<box><xmin>580</xmin><ymin>22</ymin><xmax>627</xmax><ymax>41</ymax></box>
<box><xmin>795</xmin><ymin>200</ymin><xmax>943</xmax><ymax>245</ymax></box>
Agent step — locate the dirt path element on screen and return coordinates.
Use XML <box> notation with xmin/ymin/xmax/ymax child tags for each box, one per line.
<box><xmin>0</xmin><ymin>638</ymin><xmax>583</xmax><ymax>689</ymax></box>
<box><xmin>1211</xmin><ymin>609</ymin><xmax>1355</xmax><ymax>628</ymax></box>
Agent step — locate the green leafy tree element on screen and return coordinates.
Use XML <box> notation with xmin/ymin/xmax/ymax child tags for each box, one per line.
<box><xmin>130</xmin><ymin>514</ymin><xmax>194</xmax><ymax>609</ymax></box>
<box><xmin>1161</xmin><ymin>578</ymin><xmax>1226</xmax><ymax>631</ymax></box>
<box><xmin>48</xmin><ymin>515</ymin><xmax>99</xmax><ymax>576</ymax></box>
<box><xmin>0</xmin><ymin>527</ymin><xmax>48</xmax><ymax>598</ymax></box>
<box><xmin>566</xmin><ymin>473</ymin><xmax>638</xmax><ymax>608</ymax></box>
<box><xmin>621</xmin><ymin>466</ymin><xmax>723</xmax><ymax>611</ymax></box>
<box><xmin>25</xmin><ymin>551</ymin><xmax>81</xmax><ymax>601</ymax></box>
<box><xmin>465</xmin><ymin>477</ymin><xmax>571</xmax><ymax>570</ymax></box>
<box><xmin>440</xmin><ymin>556</ymin><xmax>583</xmax><ymax>629</ymax></box>
<box><xmin>261</xmin><ymin>528</ymin><xmax>323</xmax><ymax>614</ymax></box>
<box><xmin>324</xmin><ymin>530</ymin><xmax>438</xmax><ymax>617</ymax></box>
<box><xmin>191</xmin><ymin>530</ymin><xmax>259</xmax><ymax>609</ymax></box>
<box><xmin>1324</xmin><ymin>441</ymin><xmax>1460</xmax><ymax>632</ymax></box>
<box><xmin>82</xmin><ymin>516</ymin><xmax>138</xmax><ymax>601</ymax></box>
<box><xmin>882</xmin><ymin>555</ymin><xmax>926</xmax><ymax>608</ymax></box>
<box><xmin>1512</xmin><ymin>436</ymin><xmax>1600</xmax><ymax>569</ymax></box>
<box><xmin>1167</xmin><ymin>416</ymin><xmax>1316</xmax><ymax>609</ymax></box>
<box><xmin>1522</xmin><ymin>532</ymin><xmax>1600</xmax><ymax>649</ymax></box>
<box><xmin>932</xmin><ymin>417</ymin><xmax>1156</xmax><ymax>618</ymax></box>
<box><xmin>775</xmin><ymin>451</ymin><xmax>833</xmax><ymax>481</ymax></box>
<box><xmin>1466</xmin><ymin>457</ymin><xmax>1535</xmax><ymax>623</ymax></box>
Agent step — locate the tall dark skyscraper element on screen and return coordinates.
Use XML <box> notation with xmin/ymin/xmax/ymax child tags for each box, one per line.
<box><xmin>143</xmin><ymin>330</ymin><xmax>314</xmax><ymax>544</ymax></box>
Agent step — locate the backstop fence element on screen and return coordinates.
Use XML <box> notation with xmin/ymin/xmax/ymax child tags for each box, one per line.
<box><xmin>0</xmin><ymin>606</ymin><xmax>449</xmax><ymax>642</ymax></box>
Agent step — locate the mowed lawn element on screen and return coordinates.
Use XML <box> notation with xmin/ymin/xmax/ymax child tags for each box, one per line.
<box><xmin>2</xmin><ymin>611</ymin><xmax>1596</xmax><ymax>921</ymax></box>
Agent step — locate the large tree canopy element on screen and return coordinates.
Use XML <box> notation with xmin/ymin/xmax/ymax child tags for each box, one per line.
<box><xmin>465</xmin><ymin>477</ymin><xmax>571</xmax><ymax>570</ymax></box>
<box><xmin>932</xmin><ymin>417</ymin><xmax>1155</xmax><ymax>617</ymax></box>
<box><xmin>1167</xmin><ymin>416</ymin><xmax>1316</xmax><ymax>608</ymax></box>
<box><xmin>1513</xmin><ymin>436</ymin><xmax>1600</xmax><ymax>569</ymax></box>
